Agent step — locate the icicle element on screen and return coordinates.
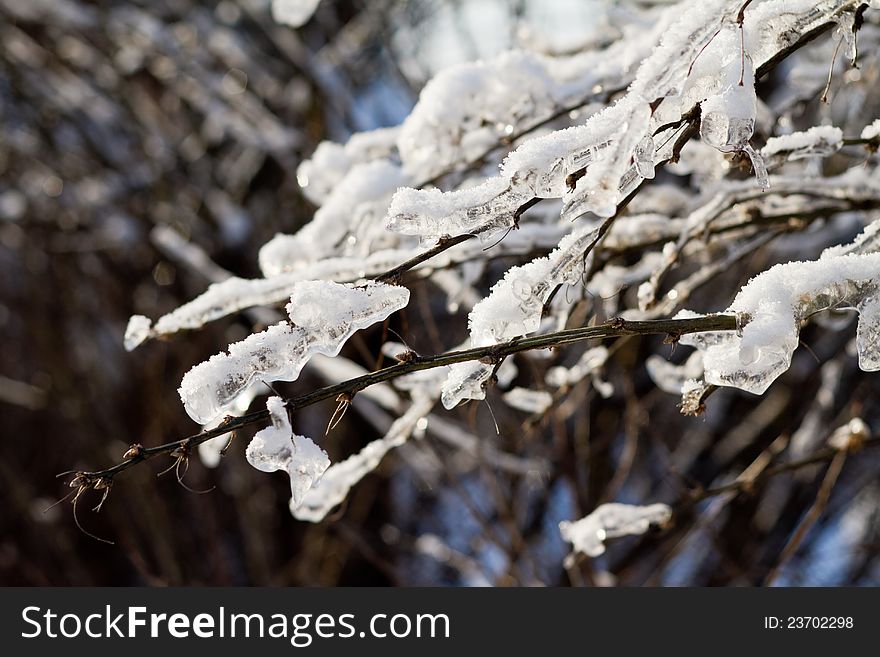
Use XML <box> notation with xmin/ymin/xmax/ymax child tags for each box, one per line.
<box><xmin>246</xmin><ymin>396</ymin><xmax>330</xmax><ymax>510</ymax></box>
<box><xmin>835</xmin><ymin>11</ymin><xmax>858</xmax><ymax>66</ymax></box>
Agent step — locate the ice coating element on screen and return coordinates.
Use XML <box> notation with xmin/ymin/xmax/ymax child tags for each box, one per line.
<box><xmin>385</xmin><ymin>0</ymin><xmax>853</xmax><ymax>239</ymax></box>
<box><xmin>440</xmin><ymin>362</ymin><xmax>494</xmax><ymax>410</ymax></box>
<box><xmin>178</xmin><ymin>281</ymin><xmax>409</xmax><ymax>424</ymax></box>
<box><xmin>293</xmin><ymin>396</ymin><xmax>434</xmax><ymax>522</ymax></box>
<box><xmin>563</xmin><ymin>99</ymin><xmax>651</xmax><ymax>219</ymax></box>
<box><xmin>468</xmin><ymin>225</ymin><xmax>599</xmax><ymax>347</ymax></box>
<box><xmin>385</xmin><ymin>177</ymin><xmax>522</xmax><ymax>242</ymax></box>
<box><xmin>696</xmin><ymin>28</ymin><xmax>766</xmax><ymax>190</ymax></box>
<box><xmin>245</xmin><ymin>396</ymin><xmax>330</xmax><ymax>510</ymax></box>
<box><xmin>440</xmin><ymin>225</ymin><xmax>600</xmax><ymax>408</ymax></box>
<box><xmin>502</xmin><ymin>387</ymin><xmax>553</xmax><ymax>414</ymax></box>
<box><xmin>559</xmin><ymin>503</ymin><xmax>672</xmax><ymax>558</ymax></box>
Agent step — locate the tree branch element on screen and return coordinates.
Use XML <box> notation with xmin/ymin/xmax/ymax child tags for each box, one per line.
<box><xmin>69</xmin><ymin>314</ymin><xmax>738</xmax><ymax>484</ymax></box>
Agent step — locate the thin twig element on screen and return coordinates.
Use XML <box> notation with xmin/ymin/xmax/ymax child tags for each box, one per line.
<box><xmin>72</xmin><ymin>314</ymin><xmax>738</xmax><ymax>483</ymax></box>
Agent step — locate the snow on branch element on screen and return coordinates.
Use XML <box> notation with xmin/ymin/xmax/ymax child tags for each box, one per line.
<box><xmin>678</xmin><ymin>222</ymin><xmax>880</xmax><ymax>395</ymax></box>
<box><xmin>178</xmin><ymin>280</ymin><xmax>409</xmax><ymax>424</ymax></box>
<box><xmin>560</xmin><ymin>503</ymin><xmax>672</xmax><ymax>559</ymax></box>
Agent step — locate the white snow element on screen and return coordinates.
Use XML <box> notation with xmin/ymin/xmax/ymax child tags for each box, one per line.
<box><xmin>762</xmin><ymin>125</ymin><xmax>843</xmax><ymax>161</ymax></box>
<box><xmin>559</xmin><ymin>503</ymin><xmax>672</xmax><ymax>558</ymax></box>
<box><xmin>861</xmin><ymin>119</ymin><xmax>880</xmax><ymax>142</ymax></box>
<box><xmin>271</xmin><ymin>0</ymin><xmax>321</xmax><ymax>28</ymax></box>
<box><xmin>123</xmin><ymin>314</ymin><xmax>152</xmax><ymax>351</ymax></box>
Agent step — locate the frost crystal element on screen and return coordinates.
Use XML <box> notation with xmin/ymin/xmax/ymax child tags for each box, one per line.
<box><xmin>559</xmin><ymin>503</ymin><xmax>672</xmax><ymax>558</ymax></box>
<box><xmin>178</xmin><ymin>281</ymin><xmax>409</xmax><ymax>424</ymax></box>
<box><xmin>246</xmin><ymin>397</ymin><xmax>329</xmax><ymax>510</ymax></box>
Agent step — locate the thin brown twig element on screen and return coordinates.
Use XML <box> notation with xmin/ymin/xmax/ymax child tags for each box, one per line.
<box><xmin>71</xmin><ymin>314</ymin><xmax>738</xmax><ymax>484</ymax></box>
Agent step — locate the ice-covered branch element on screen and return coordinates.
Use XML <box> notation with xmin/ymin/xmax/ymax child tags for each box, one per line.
<box><xmin>79</xmin><ymin>314</ymin><xmax>738</xmax><ymax>485</ymax></box>
<box><xmin>560</xmin><ymin>503</ymin><xmax>672</xmax><ymax>559</ymax></box>
<box><xmin>678</xmin><ymin>222</ymin><xmax>880</xmax><ymax>394</ymax></box>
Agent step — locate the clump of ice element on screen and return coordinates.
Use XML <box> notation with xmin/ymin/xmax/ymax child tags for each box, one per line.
<box><xmin>246</xmin><ymin>396</ymin><xmax>330</xmax><ymax>510</ymax></box>
<box><xmin>440</xmin><ymin>225</ymin><xmax>599</xmax><ymax>408</ymax></box>
<box><xmin>294</xmin><ymin>397</ymin><xmax>434</xmax><ymax>522</ymax></box>
<box><xmin>385</xmin><ymin>177</ymin><xmax>522</xmax><ymax>243</ymax></box>
<box><xmin>559</xmin><ymin>503</ymin><xmax>672</xmax><ymax>558</ymax></box>
<box><xmin>679</xmin><ymin>252</ymin><xmax>880</xmax><ymax>395</ymax></box>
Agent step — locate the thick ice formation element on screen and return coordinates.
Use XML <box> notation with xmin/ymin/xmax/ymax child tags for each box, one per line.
<box><xmin>385</xmin><ymin>177</ymin><xmax>523</xmax><ymax>243</ymax></box>
<box><xmin>178</xmin><ymin>281</ymin><xmax>409</xmax><ymax>424</ymax></box>
<box><xmin>679</xmin><ymin>252</ymin><xmax>880</xmax><ymax>395</ymax></box>
<box><xmin>559</xmin><ymin>503</ymin><xmax>672</xmax><ymax>558</ymax></box>
<box><xmin>246</xmin><ymin>396</ymin><xmax>330</xmax><ymax>510</ymax></box>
